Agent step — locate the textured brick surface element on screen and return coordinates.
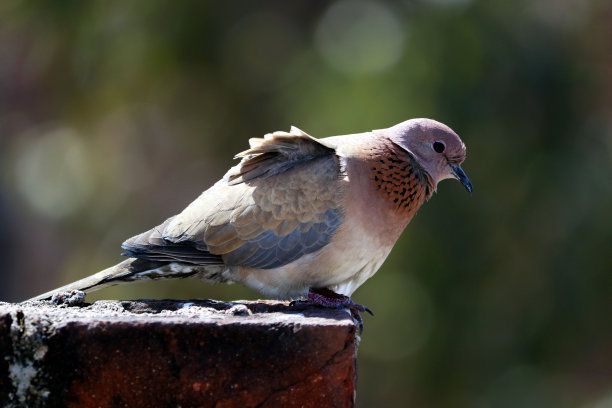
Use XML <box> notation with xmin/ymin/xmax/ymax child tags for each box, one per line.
<box><xmin>0</xmin><ymin>300</ymin><xmax>357</xmax><ymax>408</ymax></box>
<box><xmin>0</xmin><ymin>313</ymin><xmax>12</xmax><ymax>406</ymax></box>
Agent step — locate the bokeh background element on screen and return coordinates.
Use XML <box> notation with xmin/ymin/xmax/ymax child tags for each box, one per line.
<box><xmin>1</xmin><ymin>0</ymin><xmax>611</xmax><ymax>406</ymax></box>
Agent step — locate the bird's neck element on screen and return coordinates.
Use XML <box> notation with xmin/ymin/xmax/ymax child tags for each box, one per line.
<box><xmin>366</xmin><ymin>139</ymin><xmax>434</xmax><ymax>218</ymax></box>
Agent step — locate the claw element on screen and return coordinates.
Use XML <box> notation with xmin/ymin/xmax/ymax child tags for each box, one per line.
<box><xmin>292</xmin><ymin>288</ymin><xmax>373</xmax><ymax>333</ymax></box>
<box><xmin>345</xmin><ymin>301</ymin><xmax>374</xmax><ymax>316</ymax></box>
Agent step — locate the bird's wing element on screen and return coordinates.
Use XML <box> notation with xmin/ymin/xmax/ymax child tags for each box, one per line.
<box><xmin>122</xmin><ymin>127</ymin><xmax>344</xmax><ymax>269</ymax></box>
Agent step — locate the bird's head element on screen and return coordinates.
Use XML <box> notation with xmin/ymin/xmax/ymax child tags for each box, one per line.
<box><xmin>384</xmin><ymin>118</ymin><xmax>472</xmax><ymax>193</ymax></box>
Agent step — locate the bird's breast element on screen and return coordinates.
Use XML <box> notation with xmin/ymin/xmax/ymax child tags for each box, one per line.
<box><xmin>340</xmin><ymin>147</ymin><xmax>430</xmax><ymax>245</ymax></box>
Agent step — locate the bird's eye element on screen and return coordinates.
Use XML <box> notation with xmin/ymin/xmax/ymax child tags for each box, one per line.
<box><xmin>433</xmin><ymin>141</ymin><xmax>445</xmax><ymax>153</ymax></box>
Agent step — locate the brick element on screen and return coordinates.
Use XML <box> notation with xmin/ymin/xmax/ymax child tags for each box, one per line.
<box><xmin>0</xmin><ymin>313</ymin><xmax>12</xmax><ymax>406</ymax></box>
<box><xmin>0</xmin><ymin>300</ymin><xmax>357</xmax><ymax>407</ymax></box>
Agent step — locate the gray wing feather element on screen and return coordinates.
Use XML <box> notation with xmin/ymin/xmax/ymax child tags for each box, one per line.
<box><xmin>222</xmin><ymin>208</ymin><xmax>341</xmax><ymax>269</ymax></box>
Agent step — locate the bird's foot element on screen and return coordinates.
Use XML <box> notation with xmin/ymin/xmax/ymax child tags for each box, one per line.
<box><xmin>307</xmin><ymin>288</ymin><xmax>374</xmax><ymax>315</ymax></box>
<box><xmin>292</xmin><ymin>288</ymin><xmax>373</xmax><ymax>333</ymax></box>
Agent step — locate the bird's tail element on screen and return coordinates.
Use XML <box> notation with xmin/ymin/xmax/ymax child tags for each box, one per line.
<box><xmin>29</xmin><ymin>258</ymin><xmax>200</xmax><ymax>301</ymax></box>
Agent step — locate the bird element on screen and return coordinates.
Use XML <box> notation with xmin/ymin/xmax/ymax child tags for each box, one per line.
<box><xmin>31</xmin><ymin>118</ymin><xmax>472</xmax><ymax>320</ymax></box>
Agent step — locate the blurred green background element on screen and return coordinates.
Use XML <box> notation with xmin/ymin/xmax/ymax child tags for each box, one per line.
<box><xmin>1</xmin><ymin>0</ymin><xmax>611</xmax><ymax>406</ymax></box>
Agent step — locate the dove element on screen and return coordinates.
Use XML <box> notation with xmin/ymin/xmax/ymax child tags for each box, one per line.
<box><xmin>31</xmin><ymin>118</ymin><xmax>472</xmax><ymax>319</ymax></box>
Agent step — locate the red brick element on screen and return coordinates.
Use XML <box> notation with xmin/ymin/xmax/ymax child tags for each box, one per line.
<box><xmin>0</xmin><ymin>300</ymin><xmax>357</xmax><ymax>407</ymax></box>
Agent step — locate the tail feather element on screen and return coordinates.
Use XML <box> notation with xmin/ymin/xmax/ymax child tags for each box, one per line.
<box><xmin>28</xmin><ymin>258</ymin><xmax>192</xmax><ymax>301</ymax></box>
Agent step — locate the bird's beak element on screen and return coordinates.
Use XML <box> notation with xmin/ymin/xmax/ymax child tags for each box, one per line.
<box><xmin>449</xmin><ymin>163</ymin><xmax>473</xmax><ymax>193</ymax></box>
